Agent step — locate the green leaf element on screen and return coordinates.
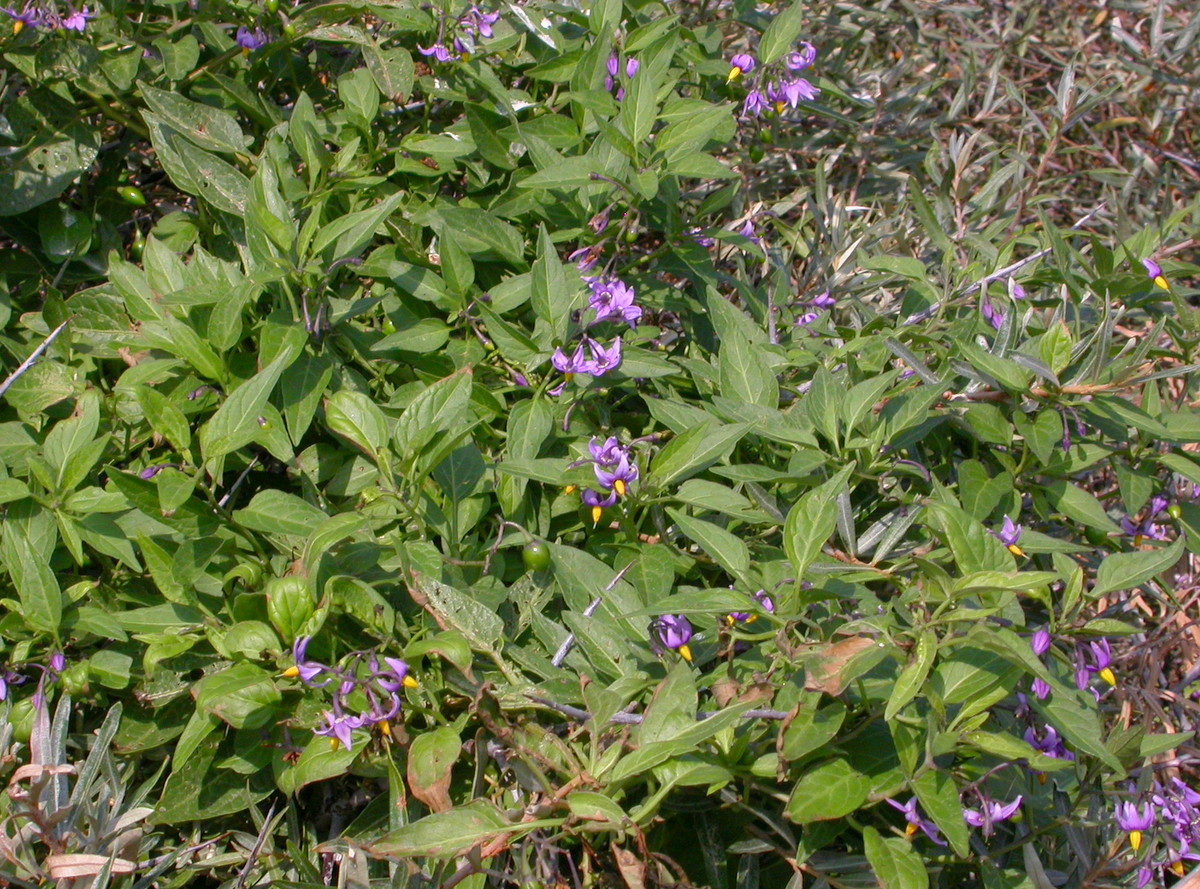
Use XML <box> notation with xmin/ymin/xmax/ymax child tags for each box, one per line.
<box><xmin>1039</xmin><ymin>479</ymin><xmax>1122</xmax><ymax>534</ymax></box>
<box><xmin>0</xmin><ymin>501</ymin><xmax>62</xmax><ymax>633</ymax></box>
<box><xmin>192</xmin><ymin>663</ymin><xmax>281</xmax><ymax>730</ymax></box>
<box><xmin>863</xmin><ymin>826</ymin><xmax>930</xmax><ymax>889</ymax></box>
<box><xmin>325</xmin><ymin>390</ymin><xmax>390</xmax><ymax>458</ymax></box>
<box><xmin>364</xmin><ymin>801</ymin><xmax>551</xmax><ymax>858</ymax></box>
<box><xmin>1092</xmin><ymin>537</ymin><xmax>1185</xmax><ymax>597</ymax></box>
<box><xmin>780</xmin><ymin>696</ymin><xmax>846</xmax><ymax>761</ymax></box>
<box><xmin>436</xmin><ymin>208</ymin><xmax>525</xmax><ymax>266</ymax></box>
<box><xmin>620</xmin><ymin>60</ymin><xmax>659</xmax><ymax>145</ymax></box>
<box><xmin>363</xmin><ymin>42</ymin><xmax>414</xmax><ymax>102</ymax></box>
<box><xmin>531</xmin><ymin>224</ymin><xmax>574</xmax><ymax>343</ymax></box>
<box><xmin>785</xmin><ymin>759</ymin><xmax>870</xmax><ymax>823</ymax></box>
<box><xmin>0</xmin><ymin>124</ymin><xmax>99</xmax><ymax>217</ymax></box>
<box><xmin>910</xmin><ymin>769</ymin><xmax>970</xmax><ymax>857</ymax></box>
<box><xmin>783</xmin><ymin>465</ymin><xmax>856</xmax><ymax>581</ymax></box>
<box><xmin>309</xmin><ymin>191</ymin><xmax>404</xmax><ymax>265</ymax></box>
<box><xmin>758</xmin><ymin>0</ymin><xmax>808</xmax><ymax>65</ymax></box>
<box><xmin>138</xmin><ymin>82</ymin><xmax>248</xmax><ymax>154</ymax></box>
<box><xmin>648</xmin><ymin>423</ymin><xmax>749</xmax><ymax>489</ymax></box>
<box><xmin>719</xmin><ymin>331</ymin><xmax>777</xmax><ymax>408</ymax></box>
<box><xmin>200</xmin><ymin>342</ymin><xmax>302</xmax><ymax>461</ymax></box>
<box><xmin>411</xmin><ymin>575</ymin><xmax>503</xmax><ymax>651</ymax></box>
<box><xmin>233</xmin><ymin>490</ymin><xmax>328</xmax><ymax>538</ymax></box>
<box><xmin>393</xmin><ymin>368</ymin><xmax>474</xmax><ymax>459</ymax></box>
<box><xmin>924</xmin><ymin>501</ymin><xmax>1015</xmax><ymax>574</ymax></box>
<box><xmin>666</xmin><ymin>508</ymin><xmax>750</xmax><ymax>580</ymax></box>
<box><xmin>519</xmin><ymin>156</ymin><xmax>602</xmax><ymax>190</ymax></box>
<box><xmin>885</xmin><ymin>630</ymin><xmax>937</xmax><ymax>720</ymax></box>
<box><xmin>278</xmin><ymin>733</ymin><xmax>359</xmax><ymax>795</ymax></box>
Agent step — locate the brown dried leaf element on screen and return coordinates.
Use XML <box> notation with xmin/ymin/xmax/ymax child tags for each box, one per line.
<box><xmin>611</xmin><ymin>843</ymin><xmax>647</xmax><ymax>889</ymax></box>
<box><xmin>803</xmin><ymin>636</ymin><xmax>878</xmax><ymax>696</ymax></box>
<box><xmin>46</xmin><ymin>853</ymin><xmax>136</xmax><ymax>878</ymax></box>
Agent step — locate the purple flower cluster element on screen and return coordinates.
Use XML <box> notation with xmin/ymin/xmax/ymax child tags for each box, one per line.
<box><xmin>980</xmin><ymin>295</ymin><xmax>1004</xmax><ymax>330</ymax></box>
<box><xmin>550</xmin><ymin>275</ymin><xmax>642</xmax><ymax>386</ymax></box>
<box><xmin>578</xmin><ymin>436</ymin><xmax>638</xmax><ymax>523</ymax></box>
<box><xmin>419</xmin><ymin>5</ymin><xmax>498</xmax><ymax>62</ymax></box>
<box><xmin>604</xmin><ymin>53</ymin><xmax>639</xmax><ymax>100</ymax></box>
<box><xmin>4</xmin><ymin>1</ymin><xmax>91</xmax><ymax>33</ymax></box>
<box><xmin>727</xmin><ymin>589</ymin><xmax>775</xmax><ymax>624</ymax></box>
<box><xmin>728</xmin><ymin>42</ymin><xmax>820</xmax><ymax>120</ymax></box>
<box><xmin>650</xmin><ymin>614</ymin><xmax>693</xmax><ymax>662</ymax></box>
<box><xmin>1122</xmin><ymin>492</ymin><xmax>1171</xmax><ymax>546</ymax></box>
<box><xmin>1116</xmin><ymin>779</ymin><xmax>1200</xmax><ymax>886</ymax></box>
<box><xmin>284</xmin><ymin>637</ymin><xmax>418</xmax><ymax>751</ymax></box>
<box><xmin>794</xmin><ymin>291</ymin><xmax>835</xmax><ymax>328</ymax></box>
<box><xmin>1024</xmin><ymin>723</ymin><xmax>1072</xmax><ymax>761</ymax></box>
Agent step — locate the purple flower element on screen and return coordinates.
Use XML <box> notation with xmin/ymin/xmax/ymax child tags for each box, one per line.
<box><xmin>580</xmin><ymin>336</ymin><xmax>622</xmax><ymax>376</ymax></box>
<box><xmin>567</xmin><ymin>246</ymin><xmax>601</xmax><ymax>272</ymax></box>
<box><xmin>688</xmin><ymin>227</ymin><xmax>715</xmax><ymax>248</ymax></box>
<box><xmin>1024</xmin><ymin>724</ymin><xmax>1072</xmax><ymax>761</ymax></box>
<box><xmin>794</xmin><ymin>311</ymin><xmax>819</xmax><ymax>328</ymax></box>
<box><xmin>588</xmin><ymin>208</ymin><xmax>610</xmax><ymax>234</ymax></box>
<box><xmin>1121</xmin><ymin>512</ymin><xmax>1167</xmax><ymax>545</ymax></box>
<box><xmin>587</xmin><ymin>277</ymin><xmax>642</xmax><ymax>327</ymax></box>
<box><xmin>372</xmin><ymin>656</ymin><xmax>418</xmax><ymax>694</ymax></box>
<box><xmin>1115</xmin><ymin>801</ymin><xmax>1155</xmax><ymax>852</ymax></box>
<box><xmin>728</xmin><ymin>589</ymin><xmax>775</xmax><ymax>625</ymax></box>
<box><xmin>62</xmin><ymin>4</ymin><xmax>91</xmax><ymax>31</ymax></box>
<box><xmin>5</xmin><ymin>3</ymin><xmax>40</xmax><ymax>33</ymax></box>
<box><xmin>886</xmin><ymin>797</ymin><xmax>947</xmax><ymax>845</ymax></box>
<box><xmin>284</xmin><ymin>637</ymin><xmax>333</xmax><ymax>688</ymax></box>
<box><xmin>728</xmin><ymin>53</ymin><xmax>756</xmax><ymax>80</ymax></box>
<box><xmin>552</xmin><ymin>342</ymin><xmax>588</xmax><ymax>374</ymax></box>
<box><xmin>1075</xmin><ymin>639</ymin><xmax>1115</xmax><ymax>691</ymax></box>
<box><xmin>235</xmin><ymin>26</ymin><xmax>268</xmax><ymax>51</ymax></box>
<box><xmin>1142</xmin><ymin>258</ymin><xmax>1170</xmax><ymax>291</ymax></box>
<box><xmin>963</xmin><ymin>796</ymin><xmax>1022</xmax><ymax>837</ymax></box>
<box><xmin>767</xmin><ymin>77</ymin><xmax>819</xmax><ymax>110</ymax></box>
<box><xmin>48</xmin><ymin>651</ymin><xmax>65</xmax><ymax>677</ymax></box>
<box><xmin>1010</xmin><ymin>280</ymin><xmax>1026</xmax><ymax>300</ymax></box>
<box><xmin>581</xmin><ymin>487</ymin><xmax>617</xmax><ymax>524</ymax></box>
<box><xmin>1031</xmin><ymin>677</ymin><xmax>1051</xmax><ymax>700</ymax></box>
<box><xmin>588</xmin><ymin>436</ymin><xmax>628</xmax><ymax>466</ymax></box>
<box><xmin>980</xmin><ymin>296</ymin><xmax>1003</xmax><ymax>330</ymax></box>
<box><xmin>625</xmin><ymin>58</ymin><xmax>639</xmax><ymax>78</ymax></box>
<box><xmin>810</xmin><ymin>291</ymin><xmax>836</xmax><ymax>309</ymax></box>
<box><xmin>1031</xmin><ymin>627</ymin><xmax>1051</xmax><ymax>657</ymax></box>
<box><xmin>650</xmin><ymin>614</ymin><xmax>694</xmax><ymax>662</ymax></box>
<box><xmin>992</xmin><ymin>515</ymin><xmax>1024</xmax><ymax>556</ymax></box>
<box><xmin>741</xmin><ymin>89</ymin><xmax>766</xmax><ymax>118</ymax></box>
<box><xmin>459</xmin><ymin>6</ymin><xmax>499</xmax><ymax>38</ymax></box>
<box><xmin>139</xmin><ymin>463</ymin><xmax>172</xmax><ymax>480</ymax></box>
<box><xmin>785</xmin><ymin>43</ymin><xmax>817</xmax><ymax>71</ymax></box>
<box><xmin>594</xmin><ymin>454</ymin><xmax>638</xmax><ymax>497</ymax></box>
<box><xmin>314</xmin><ymin>703</ymin><xmax>366</xmax><ymax>751</ymax></box>
<box><xmin>418</xmin><ymin>42</ymin><xmax>453</xmax><ymax>62</ymax></box>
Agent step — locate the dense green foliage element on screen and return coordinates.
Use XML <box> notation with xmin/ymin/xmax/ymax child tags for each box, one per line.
<box><xmin>1</xmin><ymin>0</ymin><xmax>1199</xmax><ymax>887</ymax></box>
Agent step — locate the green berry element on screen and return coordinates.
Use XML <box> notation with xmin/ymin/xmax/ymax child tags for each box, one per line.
<box><xmin>1168</xmin><ymin>504</ymin><xmax>1182</xmax><ymax>521</ymax></box>
<box><xmin>116</xmin><ymin>186</ymin><xmax>146</xmax><ymax>207</ymax></box>
<box><xmin>61</xmin><ymin>662</ymin><xmax>90</xmax><ymax>696</ymax></box>
<box><xmin>521</xmin><ymin>541</ymin><xmax>551</xmax><ymax>572</ymax></box>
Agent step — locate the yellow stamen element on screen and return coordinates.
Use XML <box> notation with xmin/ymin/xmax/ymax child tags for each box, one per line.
<box><xmin>726</xmin><ymin>67</ymin><xmax>742</xmax><ymax>82</ymax></box>
<box><xmin>329</xmin><ymin>738</ymin><xmax>340</xmax><ymax>751</ymax></box>
<box><xmin>745</xmin><ymin>614</ymin><xmax>757</xmax><ymax>624</ymax></box>
<box><xmin>591</xmin><ymin>505</ymin><xmax>602</xmax><ymax>525</ymax></box>
<box><xmin>1153</xmin><ymin>275</ymin><xmax>1170</xmax><ymax>291</ymax></box>
<box><xmin>13</xmin><ymin>20</ymin><xmax>24</xmax><ymax>35</ymax></box>
<box><xmin>564</xmin><ymin>484</ymin><xmax>577</xmax><ymax>495</ymax></box>
<box><xmin>1099</xmin><ymin>667</ymin><xmax>1116</xmax><ymax>686</ymax></box>
<box><xmin>1133</xmin><ymin>534</ymin><xmax>1144</xmax><ymax>547</ymax></box>
<box><xmin>725</xmin><ymin>614</ymin><xmax>736</xmax><ymax>626</ymax></box>
<box><xmin>1007</xmin><ymin>544</ymin><xmax>1025</xmax><ymax>557</ymax></box>
<box><xmin>282</xmin><ymin>666</ymin><xmax>300</xmax><ymax>678</ymax></box>
<box><xmin>379</xmin><ymin>720</ymin><xmax>391</xmax><ymax>737</ymax></box>
<box><xmin>613</xmin><ymin>478</ymin><xmax>626</xmax><ymax>498</ymax></box>
<box><xmin>775</xmin><ymin>102</ymin><xmax>785</xmax><ymax>114</ymax></box>
<box><xmin>1129</xmin><ymin>830</ymin><xmax>1142</xmax><ymax>852</ymax></box>
<box><xmin>905</xmin><ymin>822</ymin><xmax>918</xmax><ymax>838</ymax></box>
<box><xmin>402</xmin><ymin>674</ymin><xmax>419</xmax><ymax>689</ymax></box>
<box><xmin>1037</xmin><ymin>772</ymin><xmax>1046</xmax><ymax>785</ymax></box>
<box><xmin>678</xmin><ymin>644</ymin><xmax>693</xmax><ymax>663</ymax></box>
